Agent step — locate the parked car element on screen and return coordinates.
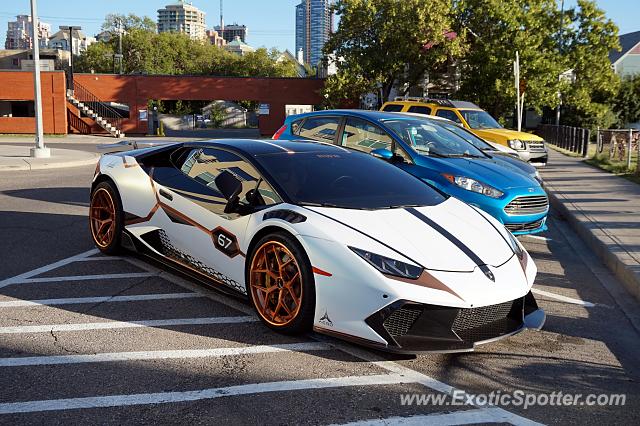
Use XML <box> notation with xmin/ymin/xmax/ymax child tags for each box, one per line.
<box><xmin>274</xmin><ymin>110</ymin><xmax>549</xmax><ymax>235</ymax></box>
<box><xmin>380</xmin><ymin>98</ymin><xmax>548</xmax><ymax>165</ymax></box>
<box><xmin>91</xmin><ymin>139</ymin><xmax>544</xmax><ymax>353</ymax></box>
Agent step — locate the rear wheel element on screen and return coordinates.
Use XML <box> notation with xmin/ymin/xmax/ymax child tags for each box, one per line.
<box><xmin>248</xmin><ymin>233</ymin><xmax>315</xmax><ymax>334</ymax></box>
<box><xmin>89</xmin><ymin>181</ymin><xmax>123</xmax><ymax>254</ymax></box>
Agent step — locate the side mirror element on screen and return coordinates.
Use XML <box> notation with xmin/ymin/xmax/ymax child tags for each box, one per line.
<box><xmin>370</xmin><ymin>148</ymin><xmax>394</xmax><ymax>161</ymax></box>
<box><xmin>214</xmin><ymin>171</ymin><xmax>243</xmax><ymax>213</ymax></box>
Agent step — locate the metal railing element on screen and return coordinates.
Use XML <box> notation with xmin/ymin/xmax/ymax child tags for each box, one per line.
<box><xmin>538</xmin><ymin>124</ymin><xmax>590</xmax><ymax>157</ymax></box>
<box><xmin>72</xmin><ymin>80</ymin><xmax>124</xmax><ymax>133</ymax></box>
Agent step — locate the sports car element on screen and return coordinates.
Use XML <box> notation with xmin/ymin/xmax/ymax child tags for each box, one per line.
<box><xmin>90</xmin><ymin>139</ymin><xmax>545</xmax><ymax>353</ymax></box>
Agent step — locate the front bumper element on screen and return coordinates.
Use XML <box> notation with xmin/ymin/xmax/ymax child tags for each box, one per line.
<box><xmin>515</xmin><ymin>149</ymin><xmax>548</xmax><ymax>164</ymax></box>
<box><xmin>364</xmin><ymin>291</ymin><xmax>545</xmax><ymax>353</ymax></box>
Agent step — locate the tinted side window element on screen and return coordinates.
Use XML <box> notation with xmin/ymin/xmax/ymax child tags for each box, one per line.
<box><xmin>435</xmin><ymin>109</ymin><xmax>462</xmax><ymax>123</ymax></box>
<box><xmin>298</xmin><ymin>117</ymin><xmax>340</xmax><ymax>143</ymax></box>
<box><xmin>180</xmin><ymin>148</ymin><xmax>281</xmax><ymax>212</ymax></box>
<box><xmin>342</xmin><ymin>118</ymin><xmax>393</xmax><ymax>153</ymax></box>
<box><xmin>290</xmin><ymin>119</ymin><xmax>303</xmax><ymax>135</ymax></box>
<box><xmin>408</xmin><ymin>105</ymin><xmax>432</xmax><ymax>115</ymax></box>
<box><xmin>381</xmin><ymin>104</ymin><xmax>404</xmax><ymax>112</ymax></box>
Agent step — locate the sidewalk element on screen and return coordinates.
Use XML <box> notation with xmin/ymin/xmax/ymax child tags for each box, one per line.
<box><xmin>541</xmin><ymin>148</ymin><xmax>640</xmax><ymax>300</ymax></box>
<box><xmin>0</xmin><ymin>144</ymin><xmax>99</xmax><ymax>171</ymax></box>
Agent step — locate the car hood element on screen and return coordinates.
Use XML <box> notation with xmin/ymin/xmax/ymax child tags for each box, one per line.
<box><xmin>473</xmin><ymin>128</ymin><xmax>543</xmax><ymax>142</ymax></box>
<box><xmin>486</xmin><ymin>153</ymin><xmax>537</xmax><ymax>177</ymax></box>
<box><xmin>418</xmin><ymin>155</ymin><xmax>539</xmax><ymax>190</ymax></box>
<box><xmin>306</xmin><ymin>197</ymin><xmax>515</xmax><ymax>273</ymax></box>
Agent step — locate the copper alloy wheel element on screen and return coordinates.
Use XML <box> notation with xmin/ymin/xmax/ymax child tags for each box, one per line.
<box><xmin>90</xmin><ymin>188</ymin><xmax>117</xmax><ymax>248</ymax></box>
<box><xmin>250</xmin><ymin>241</ymin><xmax>303</xmax><ymax>326</ymax></box>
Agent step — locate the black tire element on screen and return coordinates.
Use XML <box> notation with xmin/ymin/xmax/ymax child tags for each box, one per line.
<box><xmin>246</xmin><ymin>232</ymin><xmax>315</xmax><ymax>335</ymax></box>
<box><xmin>89</xmin><ymin>180</ymin><xmax>123</xmax><ymax>255</ymax></box>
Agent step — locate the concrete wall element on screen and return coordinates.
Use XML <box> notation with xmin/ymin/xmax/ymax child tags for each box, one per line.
<box><xmin>0</xmin><ymin>71</ymin><xmax>67</xmax><ymax>134</ymax></box>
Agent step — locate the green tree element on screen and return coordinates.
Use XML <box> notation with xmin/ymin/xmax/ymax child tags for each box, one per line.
<box><xmin>74</xmin><ymin>41</ymin><xmax>115</xmax><ymax>73</ymax></box>
<box><xmin>561</xmin><ymin>0</ymin><xmax>620</xmax><ymax>129</ymax></box>
<box><xmin>323</xmin><ymin>0</ymin><xmax>463</xmax><ymax>106</ymax></box>
<box><xmin>101</xmin><ymin>13</ymin><xmax>157</xmax><ymax>34</ymax></box>
<box><xmin>453</xmin><ymin>0</ymin><xmax>565</xmax><ymax>119</ymax></box>
<box><xmin>613</xmin><ymin>75</ymin><xmax>640</xmax><ymax>127</ymax></box>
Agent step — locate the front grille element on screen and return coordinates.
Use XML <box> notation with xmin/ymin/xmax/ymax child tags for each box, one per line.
<box><xmin>504</xmin><ymin>195</ymin><xmax>549</xmax><ymax>216</ymax></box>
<box><xmin>505</xmin><ymin>218</ymin><xmax>544</xmax><ymax>232</ymax></box>
<box><xmin>453</xmin><ymin>299</ymin><xmax>519</xmax><ymax>342</ymax></box>
<box><xmin>527</xmin><ymin>141</ymin><xmax>546</xmax><ymax>152</ymax></box>
<box><xmin>383</xmin><ymin>306</ymin><xmax>422</xmax><ymax>337</ymax></box>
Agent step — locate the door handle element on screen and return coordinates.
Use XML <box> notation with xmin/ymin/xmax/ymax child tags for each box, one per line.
<box><xmin>159</xmin><ymin>188</ymin><xmax>173</xmax><ymax>201</ymax></box>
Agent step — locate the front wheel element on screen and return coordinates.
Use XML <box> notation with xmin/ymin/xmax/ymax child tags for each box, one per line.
<box><xmin>247</xmin><ymin>233</ymin><xmax>315</xmax><ymax>334</ymax></box>
<box><xmin>89</xmin><ymin>181</ymin><xmax>123</xmax><ymax>255</ymax></box>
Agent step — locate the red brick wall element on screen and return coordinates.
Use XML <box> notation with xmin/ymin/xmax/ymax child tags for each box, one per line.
<box><xmin>0</xmin><ymin>71</ymin><xmax>67</xmax><ymax>134</ymax></box>
<box><xmin>75</xmin><ymin>74</ymin><xmax>325</xmax><ymax>136</ymax></box>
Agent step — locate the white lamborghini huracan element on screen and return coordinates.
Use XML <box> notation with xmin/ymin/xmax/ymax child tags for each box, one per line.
<box><xmin>90</xmin><ymin>139</ymin><xmax>545</xmax><ymax>353</ymax></box>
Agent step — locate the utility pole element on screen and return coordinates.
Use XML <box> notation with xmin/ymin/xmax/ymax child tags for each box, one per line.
<box><xmin>118</xmin><ymin>18</ymin><xmax>123</xmax><ymax>74</ymax></box>
<box><xmin>556</xmin><ymin>0</ymin><xmax>564</xmax><ymax>126</ymax></box>
<box><xmin>29</xmin><ymin>0</ymin><xmax>49</xmax><ymax>158</ymax></box>
<box><xmin>60</xmin><ymin>25</ymin><xmax>82</xmax><ymax>92</ymax></box>
<box><xmin>219</xmin><ymin>0</ymin><xmax>224</xmax><ymax>40</ymax></box>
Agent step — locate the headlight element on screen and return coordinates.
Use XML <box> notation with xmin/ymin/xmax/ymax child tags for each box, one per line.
<box><xmin>350</xmin><ymin>247</ymin><xmax>423</xmax><ymax>279</ymax></box>
<box><xmin>534</xmin><ymin>169</ymin><xmax>541</xmax><ymax>181</ymax></box>
<box><xmin>505</xmin><ymin>228</ymin><xmax>524</xmax><ymax>257</ymax></box>
<box><xmin>442</xmin><ymin>174</ymin><xmax>504</xmax><ymax>199</ymax></box>
<box><xmin>508</xmin><ymin>139</ymin><xmax>526</xmax><ymax>150</ymax></box>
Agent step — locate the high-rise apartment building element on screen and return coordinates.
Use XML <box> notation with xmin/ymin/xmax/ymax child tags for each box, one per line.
<box><xmin>4</xmin><ymin>15</ymin><xmax>50</xmax><ymax>50</ymax></box>
<box><xmin>213</xmin><ymin>23</ymin><xmax>248</xmax><ymax>44</ymax></box>
<box><xmin>157</xmin><ymin>0</ymin><xmax>207</xmax><ymax>41</ymax></box>
<box><xmin>295</xmin><ymin>0</ymin><xmax>333</xmax><ymax>66</ymax></box>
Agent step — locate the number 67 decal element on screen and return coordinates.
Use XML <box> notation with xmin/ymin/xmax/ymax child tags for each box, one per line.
<box><xmin>212</xmin><ymin>226</ymin><xmax>241</xmax><ymax>258</ymax></box>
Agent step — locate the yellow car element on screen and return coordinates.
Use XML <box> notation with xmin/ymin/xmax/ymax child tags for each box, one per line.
<box><xmin>380</xmin><ymin>99</ymin><xmax>548</xmax><ymax>164</ymax></box>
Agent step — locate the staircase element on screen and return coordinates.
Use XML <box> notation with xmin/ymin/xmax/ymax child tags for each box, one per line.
<box><xmin>66</xmin><ymin>81</ymin><xmax>125</xmax><ymax>138</ymax></box>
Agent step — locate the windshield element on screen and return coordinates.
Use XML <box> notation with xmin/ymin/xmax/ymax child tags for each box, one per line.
<box><xmin>459</xmin><ymin>110</ymin><xmax>502</xmax><ymax>129</ymax></box>
<box><xmin>256</xmin><ymin>150</ymin><xmax>447</xmax><ymax>209</ymax></box>
<box><xmin>382</xmin><ymin>119</ymin><xmax>486</xmax><ymax>158</ymax></box>
<box><xmin>436</xmin><ymin>121</ymin><xmax>495</xmax><ymax>151</ymax></box>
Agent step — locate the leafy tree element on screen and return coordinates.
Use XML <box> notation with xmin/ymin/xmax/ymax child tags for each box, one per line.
<box><xmin>452</xmin><ymin>0</ymin><xmax>565</xmax><ymax>119</ymax></box>
<box><xmin>101</xmin><ymin>13</ymin><xmax>157</xmax><ymax>34</ymax></box>
<box><xmin>74</xmin><ymin>41</ymin><xmax>115</xmax><ymax>73</ymax></box>
<box><xmin>323</xmin><ymin>0</ymin><xmax>463</xmax><ymax>106</ymax></box>
<box><xmin>561</xmin><ymin>0</ymin><xmax>620</xmax><ymax>129</ymax></box>
<box><xmin>613</xmin><ymin>75</ymin><xmax>640</xmax><ymax>127</ymax></box>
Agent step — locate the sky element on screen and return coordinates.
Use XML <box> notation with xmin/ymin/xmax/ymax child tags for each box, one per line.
<box><xmin>0</xmin><ymin>0</ymin><xmax>638</xmax><ymax>53</ymax></box>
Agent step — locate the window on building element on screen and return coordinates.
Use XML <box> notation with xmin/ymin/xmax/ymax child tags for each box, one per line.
<box><xmin>0</xmin><ymin>101</ymin><xmax>35</xmax><ymax>117</ymax></box>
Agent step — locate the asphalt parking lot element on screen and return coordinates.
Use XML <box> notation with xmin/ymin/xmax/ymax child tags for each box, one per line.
<box><xmin>1</xmin><ymin>164</ymin><xmax>639</xmax><ymax>425</ymax></box>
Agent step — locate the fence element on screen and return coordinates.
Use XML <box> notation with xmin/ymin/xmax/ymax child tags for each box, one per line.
<box><xmin>595</xmin><ymin>128</ymin><xmax>640</xmax><ymax>174</ymax></box>
<box><xmin>538</xmin><ymin>124</ymin><xmax>590</xmax><ymax>156</ymax></box>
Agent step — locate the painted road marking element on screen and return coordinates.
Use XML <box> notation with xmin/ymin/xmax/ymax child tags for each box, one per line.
<box><xmin>0</xmin><ymin>374</ymin><xmax>414</xmax><ymax>414</ymax></box>
<box><xmin>0</xmin><ymin>342</ymin><xmax>330</xmax><ymax>367</ymax></box>
<box><xmin>15</xmin><ymin>272</ymin><xmax>156</xmax><ymax>284</ymax></box>
<box><xmin>520</xmin><ymin>235</ymin><xmax>553</xmax><ymax>242</ymax></box>
<box><xmin>0</xmin><ymin>293</ymin><xmax>203</xmax><ymax>308</ymax></box>
<box><xmin>332</xmin><ymin>407</ymin><xmax>526</xmax><ymax>426</ymax></box>
<box><xmin>74</xmin><ymin>256</ymin><xmax>124</xmax><ymax>262</ymax></box>
<box><xmin>0</xmin><ymin>316</ymin><xmax>258</xmax><ymax>334</ymax></box>
<box><xmin>532</xmin><ymin>288</ymin><xmax>595</xmax><ymax>307</ymax></box>
<box><xmin>0</xmin><ymin>249</ymin><xmax>99</xmax><ymax>289</ymax></box>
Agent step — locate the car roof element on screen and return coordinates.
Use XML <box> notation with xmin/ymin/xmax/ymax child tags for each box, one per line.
<box><xmin>187</xmin><ymin>139</ymin><xmax>349</xmax><ymax>157</ymax></box>
<box><xmin>288</xmin><ymin>109</ymin><xmax>442</xmax><ymax>122</ymax></box>
<box><xmin>384</xmin><ymin>99</ymin><xmax>481</xmax><ymax>109</ymax></box>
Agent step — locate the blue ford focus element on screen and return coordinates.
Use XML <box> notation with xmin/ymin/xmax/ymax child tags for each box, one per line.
<box><xmin>273</xmin><ymin>110</ymin><xmax>548</xmax><ymax>235</ymax></box>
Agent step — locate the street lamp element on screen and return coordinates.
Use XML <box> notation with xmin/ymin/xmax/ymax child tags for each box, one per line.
<box><xmin>59</xmin><ymin>25</ymin><xmax>82</xmax><ymax>92</ymax></box>
<box><xmin>29</xmin><ymin>0</ymin><xmax>49</xmax><ymax>158</ymax></box>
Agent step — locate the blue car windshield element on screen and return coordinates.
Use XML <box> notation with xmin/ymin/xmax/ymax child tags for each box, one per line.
<box><xmin>382</xmin><ymin>119</ymin><xmax>486</xmax><ymax>158</ymax></box>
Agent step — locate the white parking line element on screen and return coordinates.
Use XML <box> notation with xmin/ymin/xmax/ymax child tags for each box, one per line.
<box><xmin>531</xmin><ymin>288</ymin><xmax>595</xmax><ymax>307</ymax></box>
<box><xmin>0</xmin><ymin>316</ymin><xmax>258</xmax><ymax>334</ymax></box>
<box><xmin>74</xmin><ymin>256</ymin><xmax>124</xmax><ymax>262</ymax></box>
<box><xmin>0</xmin><ymin>249</ymin><xmax>99</xmax><ymax>289</ymax></box>
<box><xmin>520</xmin><ymin>235</ymin><xmax>553</xmax><ymax>242</ymax></box>
<box><xmin>0</xmin><ymin>292</ymin><xmax>203</xmax><ymax>308</ymax></box>
<box><xmin>15</xmin><ymin>272</ymin><xmax>156</xmax><ymax>284</ymax></box>
<box><xmin>331</xmin><ymin>407</ymin><xmax>525</xmax><ymax>426</ymax></box>
<box><xmin>0</xmin><ymin>373</ymin><xmax>414</xmax><ymax>414</ymax></box>
<box><xmin>0</xmin><ymin>342</ymin><xmax>331</xmax><ymax>367</ymax></box>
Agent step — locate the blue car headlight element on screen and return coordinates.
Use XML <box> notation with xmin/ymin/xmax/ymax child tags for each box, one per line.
<box><xmin>350</xmin><ymin>247</ymin><xmax>422</xmax><ymax>279</ymax></box>
<box><xmin>442</xmin><ymin>174</ymin><xmax>504</xmax><ymax>199</ymax></box>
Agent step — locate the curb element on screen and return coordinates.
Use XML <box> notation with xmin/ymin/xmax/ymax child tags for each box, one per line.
<box><xmin>0</xmin><ymin>150</ymin><xmax>99</xmax><ymax>172</ymax></box>
<box><xmin>546</xmin><ymin>189</ymin><xmax>640</xmax><ymax>302</ymax></box>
